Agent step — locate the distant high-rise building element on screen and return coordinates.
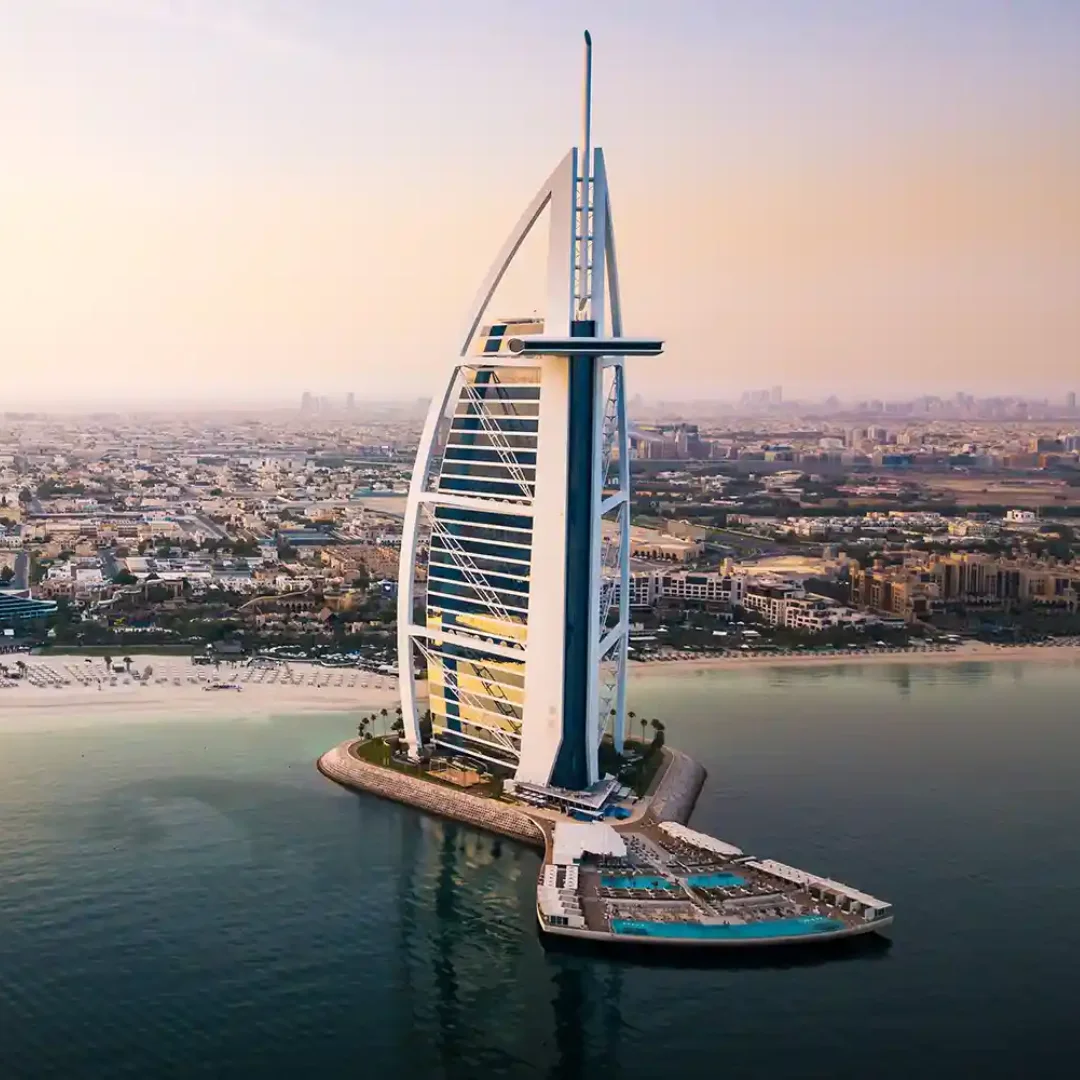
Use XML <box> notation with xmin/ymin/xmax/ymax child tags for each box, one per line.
<box><xmin>300</xmin><ymin>391</ymin><xmax>314</xmax><ymax>413</ymax></box>
<box><xmin>740</xmin><ymin>388</ymin><xmax>770</xmax><ymax>410</ymax></box>
<box><xmin>769</xmin><ymin>385</ymin><xmax>782</xmax><ymax>405</ymax></box>
<box><xmin>345</xmin><ymin>392</ymin><xmax>355</xmax><ymax>412</ymax></box>
<box><xmin>1067</xmin><ymin>391</ymin><xmax>1076</xmax><ymax>412</ymax></box>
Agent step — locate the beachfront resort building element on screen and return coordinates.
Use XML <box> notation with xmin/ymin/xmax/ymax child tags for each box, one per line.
<box><xmin>320</xmin><ymin>31</ymin><xmax>895</xmax><ymax>953</ymax></box>
<box><xmin>613</xmin><ymin>568</ymin><xmax>748</xmax><ymax>610</ymax></box>
<box><xmin>396</xmin><ymin>33</ymin><xmax>662</xmax><ymax>792</ymax></box>
<box><xmin>850</xmin><ymin>553</ymin><xmax>1080</xmax><ymax>620</ymax></box>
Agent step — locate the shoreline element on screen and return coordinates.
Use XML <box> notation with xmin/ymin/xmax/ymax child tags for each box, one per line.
<box><xmin>3</xmin><ymin>641</ymin><xmax>1077</xmax><ymax>728</ymax></box>
<box><xmin>628</xmin><ymin>641</ymin><xmax>1080</xmax><ymax>675</ymax></box>
<box><xmin>317</xmin><ymin>739</ymin><xmax>548</xmax><ymax>849</ymax></box>
<box><xmin>0</xmin><ymin>653</ymin><xmax>399</xmax><ymax>728</ymax></box>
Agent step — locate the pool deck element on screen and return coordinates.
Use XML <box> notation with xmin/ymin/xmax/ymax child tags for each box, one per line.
<box><xmin>541</xmin><ymin>816</ymin><xmax>894</xmax><ymax>948</ymax></box>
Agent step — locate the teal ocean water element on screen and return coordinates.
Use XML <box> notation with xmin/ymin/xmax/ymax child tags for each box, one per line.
<box><xmin>2</xmin><ymin>660</ymin><xmax>1079</xmax><ymax>1078</ymax></box>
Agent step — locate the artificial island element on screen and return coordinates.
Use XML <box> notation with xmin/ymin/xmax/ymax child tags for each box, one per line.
<box><xmin>319</xmin><ymin>32</ymin><xmax>894</xmax><ymax>948</ymax></box>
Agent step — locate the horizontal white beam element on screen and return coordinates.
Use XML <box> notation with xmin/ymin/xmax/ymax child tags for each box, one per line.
<box><xmin>407</xmin><ymin>624</ymin><xmax>527</xmax><ymax>663</ymax></box>
<box><xmin>428</xmin><ymin>538</ymin><xmax>534</xmax><ymax>560</ymax></box>
<box><xmin>438</xmin><ymin>469</ymin><xmax>537</xmax><ymax>485</ymax></box>
<box><xmin>461</xmin><ymin>358</ymin><xmax>545</xmax><ymax>370</ymax></box>
<box><xmin>427</xmin><ymin>558</ymin><xmax>531</xmax><ymax>584</ymax></box>
<box><xmin>426</xmin><ymin>587</ymin><xmax>531</xmax><ymax>617</ymax></box>
<box><xmin>417</xmin><ymin>491</ymin><xmax>535</xmax><ymax>517</ymax></box>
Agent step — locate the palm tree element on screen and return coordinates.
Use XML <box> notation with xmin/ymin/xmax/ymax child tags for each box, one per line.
<box><xmin>380</xmin><ymin>707</ymin><xmax>388</xmax><ymax>734</ymax></box>
<box><xmin>123</xmin><ymin>656</ymin><xmax>132</xmax><ymax>673</ymax></box>
<box><xmin>627</xmin><ymin>710</ymin><xmax>637</xmax><ymax>743</ymax></box>
<box><xmin>103</xmin><ymin>654</ymin><xmax>113</xmax><ymax>673</ymax></box>
<box><xmin>640</xmin><ymin>716</ymin><xmax>648</xmax><ymax>745</ymax></box>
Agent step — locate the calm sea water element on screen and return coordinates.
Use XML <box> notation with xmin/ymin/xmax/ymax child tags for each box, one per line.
<box><xmin>2</xmin><ymin>661</ymin><xmax>1079</xmax><ymax>1079</ymax></box>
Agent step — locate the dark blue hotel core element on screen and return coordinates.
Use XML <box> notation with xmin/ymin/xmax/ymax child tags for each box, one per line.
<box><xmin>551</xmin><ymin>319</ymin><xmax>596</xmax><ymax>790</ymax></box>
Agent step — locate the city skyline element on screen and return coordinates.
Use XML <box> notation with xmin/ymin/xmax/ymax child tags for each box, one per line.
<box><xmin>6</xmin><ymin>384</ymin><xmax>1080</xmax><ymax>418</ymax></box>
<box><xmin>3</xmin><ymin>0</ymin><xmax>1079</xmax><ymax>406</ymax></box>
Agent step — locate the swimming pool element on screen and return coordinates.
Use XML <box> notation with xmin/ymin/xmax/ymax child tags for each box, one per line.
<box><xmin>600</xmin><ymin>875</ymin><xmax>677</xmax><ymax>891</ymax></box>
<box><xmin>685</xmin><ymin>873</ymin><xmax>746</xmax><ymax>888</ymax></box>
<box><xmin>611</xmin><ymin>916</ymin><xmax>845</xmax><ymax>940</ymax></box>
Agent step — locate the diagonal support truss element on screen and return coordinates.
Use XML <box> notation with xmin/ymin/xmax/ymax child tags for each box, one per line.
<box><xmin>472</xmin><ymin>660</ymin><xmax>519</xmax><ymax>718</ymax></box>
<box><xmin>598</xmin><ymin>502</ymin><xmax>625</xmax><ymax>637</ymax></box>
<box><xmin>425</xmin><ymin>506</ymin><xmax>520</xmax><ymax>631</ymax></box>
<box><xmin>414</xmin><ymin>638</ymin><xmax>523</xmax><ymax>759</ymax></box>
<box><xmin>597</xmin><ymin>638</ymin><xmax>622</xmax><ymax>744</ymax></box>
<box><xmin>600</xmin><ymin>371</ymin><xmax>620</xmax><ymax>489</ymax></box>
<box><xmin>459</xmin><ymin>379</ymin><xmax>535</xmax><ymax>499</ymax></box>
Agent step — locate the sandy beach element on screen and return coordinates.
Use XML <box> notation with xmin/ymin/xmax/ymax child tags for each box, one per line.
<box><xmin>0</xmin><ymin>654</ymin><xmax>400</xmax><ymax>729</ymax></box>
<box><xmin>628</xmin><ymin>640</ymin><xmax>1080</xmax><ymax>676</ymax></box>
<box><xmin>4</xmin><ymin>642</ymin><xmax>1078</xmax><ymax>731</ymax></box>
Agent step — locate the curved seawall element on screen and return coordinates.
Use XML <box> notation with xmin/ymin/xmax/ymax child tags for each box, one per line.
<box><xmin>318</xmin><ymin>740</ymin><xmax>706</xmax><ymax>848</ymax></box>
<box><xmin>647</xmin><ymin>747</ymin><xmax>707</xmax><ymax>826</ymax></box>
<box><xmin>317</xmin><ymin>741</ymin><xmax>546</xmax><ymax>849</ymax></box>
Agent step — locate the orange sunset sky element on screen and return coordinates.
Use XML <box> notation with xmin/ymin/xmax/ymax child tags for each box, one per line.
<box><xmin>2</xmin><ymin>0</ymin><xmax>1078</xmax><ymax>407</ymax></box>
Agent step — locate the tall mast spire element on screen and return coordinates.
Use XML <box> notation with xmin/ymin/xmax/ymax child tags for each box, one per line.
<box><xmin>582</xmin><ymin>29</ymin><xmax>593</xmax><ymax>185</ymax></box>
<box><xmin>577</xmin><ymin>30</ymin><xmax>594</xmax><ymax>317</ymax></box>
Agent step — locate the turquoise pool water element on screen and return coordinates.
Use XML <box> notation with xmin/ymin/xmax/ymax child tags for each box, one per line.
<box><xmin>685</xmin><ymin>872</ymin><xmax>746</xmax><ymax>888</ymax></box>
<box><xmin>601</xmin><ymin>875</ymin><xmax>676</xmax><ymax>890</ymax></box>
<box><xmin>611</xmin><ymin>916</ymin><xmax>845</xmax><ymax>940</ymax></box>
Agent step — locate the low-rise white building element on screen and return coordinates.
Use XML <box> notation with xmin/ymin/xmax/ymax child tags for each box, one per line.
<box><xmin>614</xmin><ymin>568</ymin><xmax>748</xmax><ymax>610</ymax></box>
<box><xmin>745</xmin><ymin>580</ymin><xmax>870</xmax><ymax>632</ymax></box>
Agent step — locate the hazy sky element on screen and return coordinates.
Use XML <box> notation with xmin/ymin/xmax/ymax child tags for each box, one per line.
<box><xmin>2</xmin><ymin>0</ymin><xmax>1079</xmax><ymax>407</ymax></box>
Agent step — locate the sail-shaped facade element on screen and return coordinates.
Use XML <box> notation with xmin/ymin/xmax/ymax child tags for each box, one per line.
<box><xmin>397</xmin><ymin>34</ymin><xmax>662</xmax><ymax>791</ymax></box>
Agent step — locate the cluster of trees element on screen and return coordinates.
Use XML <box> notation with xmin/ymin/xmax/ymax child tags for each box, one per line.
<box><xmin>133</xmin><ymin>536</ymin><xmax>261</xmax><ymax>558</ymax></box>
<box><xmin>35</xmin><ymin>479</ymin><xmax>88</xmax><ymax>498</ymax></box>
<box><xmin>357</xmin><ymin>705</ymin><xmax>406</xmax><ymax>740</ymax></box>
<box><xmin>626</xmin><ymin>710</ymin><xmax>665</xmax><ymax>751</ymax></box>
<box><xmin>596</xmin><ymin>713</ymin><xmax>668</xmax><ymax>796</ymax></box>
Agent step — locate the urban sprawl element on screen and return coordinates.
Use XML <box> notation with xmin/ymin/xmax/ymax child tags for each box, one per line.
<box><xmin>3</xmin><ymin>390</ymin><xmax>1080</xmax><ymax>664</ymax></box>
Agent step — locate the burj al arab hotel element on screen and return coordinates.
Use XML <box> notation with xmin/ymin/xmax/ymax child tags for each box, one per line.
<box><xmin>397</xmin><ymin>33</ymin><xmax>663</xmax><ymax>793</ymax></box>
